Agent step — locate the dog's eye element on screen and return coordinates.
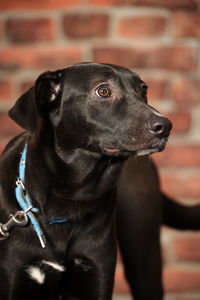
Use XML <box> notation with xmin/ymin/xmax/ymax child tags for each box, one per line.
<box><xmin>96</xmin><ymin>85</ymin><xmax>111</xmax><ymax>98</ymax></box>
<box><xmin>141</xmin><ymin>83</ymin><xmax>148</xmax><ymax>98</ymax></box>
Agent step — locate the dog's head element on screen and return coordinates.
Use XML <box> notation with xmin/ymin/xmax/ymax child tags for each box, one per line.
<box><xmin>9</xmin><ymin>62</ymin><xmax>172</xmax><ymax>158</ymax></box>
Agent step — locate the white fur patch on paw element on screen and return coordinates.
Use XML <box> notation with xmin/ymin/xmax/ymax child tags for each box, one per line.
<box><xmin>27</xmin><ymin>266</ymin><xmax>45</xmax><ymax>284</ymax></box>
<box><xmin>42</xmin><ymin>260</ymin><xmax>65</xmax><ymax>272</ymax></box>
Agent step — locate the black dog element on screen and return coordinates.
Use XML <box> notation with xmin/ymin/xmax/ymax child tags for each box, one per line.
<box><xmin>0</xmin><ymin>62</ymin><xmax>171</xmax><ymax>300</ymax></box>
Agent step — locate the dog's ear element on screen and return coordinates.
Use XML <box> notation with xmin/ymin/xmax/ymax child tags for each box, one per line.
<box><xmin>8</xmin><ymin>70</ymin><xmax>63</xmax><ymax>134</ymax></box>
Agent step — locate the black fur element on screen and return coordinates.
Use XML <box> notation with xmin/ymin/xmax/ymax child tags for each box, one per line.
<box><xmin>0</xmin><ymin>62</ymin><xmax>172</xmax><ymax>300</ymax></box>
<box><xmin>117</xmin><ymin>156</ymin><xmax>200</xmax><ymax>300</ymax></box>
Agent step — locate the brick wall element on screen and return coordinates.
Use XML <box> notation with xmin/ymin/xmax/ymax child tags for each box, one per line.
<box><xmin>0</xmin><ymin>0</ymin><xmax>200</xmax><ymax>299</ymax></box>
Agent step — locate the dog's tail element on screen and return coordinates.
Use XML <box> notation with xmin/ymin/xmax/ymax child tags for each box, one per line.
<box><xmin>162</xmin><ymin>193</ymin><xmax>200</xmax><ymax>230</ymax></box>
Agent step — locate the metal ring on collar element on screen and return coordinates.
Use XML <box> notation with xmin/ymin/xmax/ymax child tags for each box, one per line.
<box><xmin>0</xmin><ymin>224</ymin><xmax>9</xmax><ymax>240</ymax></box>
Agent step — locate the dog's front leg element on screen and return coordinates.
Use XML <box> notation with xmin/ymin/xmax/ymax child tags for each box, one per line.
<box><xmin>62</xmin><ymin>223</ymin><xmax>117</xmax><ymax>300</ymax></box>
<box><xmin>117</xmin><ymin>157</ymin><xmax>163</xmax><ymax>300</ymax></box>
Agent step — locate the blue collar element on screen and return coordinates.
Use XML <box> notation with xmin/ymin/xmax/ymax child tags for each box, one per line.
<box><xmin>48</xmin><ymin>217</ymin><xmax>69</xmax><ymax>225</ymax></box>
<box><xmin>15</xmin><ymin>144</ymin><xmax>69</xmax><ymax>249</ymax></box>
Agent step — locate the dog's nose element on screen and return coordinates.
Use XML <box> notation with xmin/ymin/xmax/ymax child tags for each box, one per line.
<box><xmin>147</xmin><ymin>116</ymin><xmax>172</xmax><ymax>137</ymax></box>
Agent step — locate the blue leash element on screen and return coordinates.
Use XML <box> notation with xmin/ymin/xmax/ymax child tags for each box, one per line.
<box><xmin>15</xmin><ymin>144</ymin><xmax>46</xmax><ymax>248</ymax></box>
<box><xmin>15</xmin><ymin>144</ymin><xmax>69</xmax><ymax>248</ymax></box>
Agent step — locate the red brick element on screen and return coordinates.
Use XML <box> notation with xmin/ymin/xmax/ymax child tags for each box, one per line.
<box><xmin>117</xmin><ymin>249</ymin><xmax>122</xmax><ymax>263</ymax></box>
<box><xmin>0</xmin><ymin>0</ymin><xmax>81</xmax><ymax>10</ymax></box>
<box><xmin>93</xmin><ymin>45</ymin><xmax>196</xmax><ymax>71</ymax></box>
<box><xmin>6</xmin><ymin>18</ymin><xmax>55</xmax><ymax>44</ymax></box>
<box><xmin>160</xmin><ymin>175</ymin><xmax>200</xmax><ymax>199</ymax></box>
<box><xmin>166</xmin><ymin>112</ymin><xmax>191</xmax><ymax>133</ymax></box>
<box><xmin>0</xmin><ymin>21</ymin><xmax>3</xmax><ymax>41</ymax></box>
<box><xmin>0</xmin><ymin>47</ymin><xmax>82</xmax><ymax>70</ymax></box>
<box><xmin>89</xmin><ymin>0</ymin><xmax>198</xmax><ymax>9</ymax></box>
<box><xmin>173</xmin><ymin>234</ymin><xmax>200</xmax><ymax>261</ymax></box>
<box><xmin>118</xmin><ymin>16</ymin><xmax>167</xmax><ymax>38</ymax></box>
<box><xmin>154</xmin><ymin>145</ymin><xmax>200</xmax><ymax>167</ymax></box>
<box><xmin>0</xmin><ymin>137</ymin><xmax>10</xmax><ymax>155</ymax></box>
<box><xmin>0</xmin><ymin>114</ymin><xmax>23</xmax><ymax>137</ymax></box>
<box><xmin>143</xmin><ymin>77</ymin><xmax>168</xmax><ymax>100</ymax></box>
<box><xmin>20</xmin><ymin>81</ymin><xmax>34</xmax><ymax>94</ymax></box>
<box><xmin>171</xmin><ymin>12</ymin><xmax>200</xmax><ymax>38</ymax></box>
<box><xmin>172</xmin><ymin>77</ymin><xmax>200</xmax><ymax>107</ymax></box>
<box><xmin>114</xmin><ymin>267</ymin><xmax>130</xmax><ymax>294</ymax></box>
<box><xmin>163</xmin><ymin>266</ymin><xmax>200</xmax><ymax>293</ymax></box>
<box><xmin>63</xmin><ymin>14</ymin><xmax>109</xmax><ymax>39</ymax></box>
<box><xmin>90</xmin><ymin>0</ymin><xmax>133</xmax><ymax>4</ymax></box>
<box><xmin>0</xmin><ymin>80</ymin><xmax>12</xmax><ymax>100</ymax></box>
<box><xmin>137</xmin><ymin>0</ymin><xmax>198</xmax><ymax>9</ymax></box>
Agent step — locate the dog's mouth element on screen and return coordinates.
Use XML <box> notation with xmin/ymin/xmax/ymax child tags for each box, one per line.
<box><xmin>100</xmin><ymin>137</ymin><xmax>168</xmax><ymax>157</ymax></box>
<box><xmin>135</xmin><ymin>137</ymin><xmax>168</xmax><ymax>156</ymax></box>
<box><xmin>102</xmin><ymin>145</ymin><xmax>121</xmax><ymax>155</ymax></box>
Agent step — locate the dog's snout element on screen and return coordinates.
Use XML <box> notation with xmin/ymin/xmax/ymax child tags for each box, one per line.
<box><xmin>147</xmin><ymin>116</ymin><xmax>172</xmax><ymax>137</ymax></box>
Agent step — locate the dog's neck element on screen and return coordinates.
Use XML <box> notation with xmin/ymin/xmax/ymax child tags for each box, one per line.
<box><xmin>26</xmin><ymin>134</ymin><xmax>126</xmax><ymax>220</ymax></box>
